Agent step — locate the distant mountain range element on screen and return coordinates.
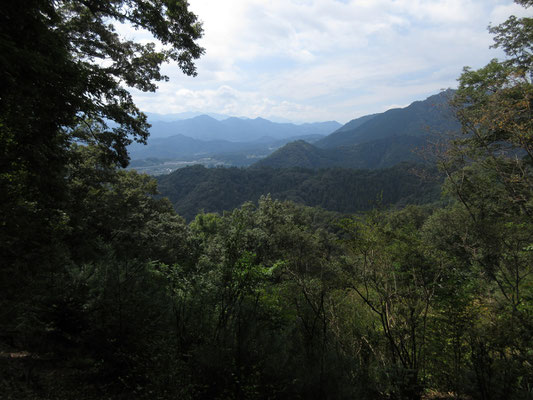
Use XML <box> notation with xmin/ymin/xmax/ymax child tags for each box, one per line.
<box><xmin>145</xmin><ymin>115</ymin><xmax>342</xmax><ymax>141</ymax></box>
<box><xmin>145</xmin><ymin>111</ymin><xmax>231</xmax><ymax>122</ymax></box>
<box><xmin>128</xmin><ymin>133</ymin><xmax>326</xmax><ymax>161</ymax></box>
<box><xmin>253</xmin><ymin>90</ymin><xmax>459</xmax><ymax>170</ymax></box>
<box><xmin>151</xmin><ymin>91</ymin><xmax>458</xmax><ymax>218</ymax></box>
<box><xmin>128</xmin><ymin>115</ymin><xmax>342</xmax><ymax>170</ymax></box>
<box><xmin>129</xmin><ymin>90</ymin><xmax>459</xmax><ymax>173</ymax></box>
<box><xmin>144</xmin><ymin>111</ymin><xmax>295</xmax><ymax>124</ymax></box>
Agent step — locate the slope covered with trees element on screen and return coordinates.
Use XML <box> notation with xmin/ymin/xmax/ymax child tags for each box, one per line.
<box><xmin>315</xmin><ymin>90</ymin><xmax>459</xmax><ymax>149</ymax></box>
<box><xmin>156</xmin><ymin>163</ymin><xmax>442</xmax><ymax>220</ymax></box>
<box><xmin>1</xmin><ymin>1</ymin><xmax>532</xmax><ymax>399</ymax></box>
<box><xmin>253</xmin><ymin>135</ymin><xmax>428</xmax><ymax>169</ymax></box>
<box><xmin>252</xmin><ymin>91</ymin><xmax>458</xmax><ymax>170</ymax></box>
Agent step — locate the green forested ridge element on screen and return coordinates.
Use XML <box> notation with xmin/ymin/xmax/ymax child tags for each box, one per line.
<box><xmin>1</xmin><ymin>1</ymin><xmax>532</xmax><ymax>400</ymax></box>
<box><xmin>253</xmin><ymin>91</ymin><xmax>458</xmax><ymax>170</ymax></box>
<box><xmin>253</xmin><ymin>135</ymin><xmax>429</xmax><ymax>169</ymax></box>
<box><xmin>315</xmin><ymin>90</ymin><xmax>459</xmax><ymax>149</ymax></box>
<box><xmin>156</xmin><ymin>163</ymin><xmax>442</xmax><ymax>221</ymax></box>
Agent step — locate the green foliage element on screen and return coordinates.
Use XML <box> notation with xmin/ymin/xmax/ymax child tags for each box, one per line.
<box><xmin>157</xmin><ymin>163</ymin><xmax>443</xmax><ymax>220</ymax></box>
<box><xmin>2</xmin><ymin>1</ymin><xmax>533</xmax><ymax>399</ymax></box>
<box><xmin>339</xmin><ymin>207</ymin><xmax>442</xmax><ymax>399</ymax></box>
<box><xmin>0</xmin><ymin>2</ymin><xmax>203</xmax><ymax>388</ymax></box>
<box><xmin>0</xmin><ymin>0</ymin><xmax>203</xmax><ymax>295</ymax></box>
<box><xmin>432</xmin><ymin>3</ymin><xmax>533</xmax><ymax>398</ymax></box>
<box><xmin>152</xmin><ymin>197</ymin><xmax>346</xmax><ymax>399</ymax></box>
<box><xmin>253</xmin><ymin>135</ymin><xmax>431</xmax><ymax>169</ymax></box>
<box><xmin>0</xmin><ymin>0</ymin><xmax>203</xmax><ymax>178</ymax></box>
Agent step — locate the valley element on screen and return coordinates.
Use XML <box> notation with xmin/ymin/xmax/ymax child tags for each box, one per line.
<box><xmin>129</xmin><ymin>90</ymin><xmax>458</xmax><ymax>174</ymax></box>
<box><xmin>3</xmin><ymin>1</ymin><xmax>532</xmax><ymax>399</ymax></box>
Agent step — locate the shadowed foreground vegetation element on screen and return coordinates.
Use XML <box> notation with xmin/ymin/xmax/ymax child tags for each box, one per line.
<box><xmin>1</xmin><ymin>0</ymin><xmax>532</xmax><ymax>399</ymax></box>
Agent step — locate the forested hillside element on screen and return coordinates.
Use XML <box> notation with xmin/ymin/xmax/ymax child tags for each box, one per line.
<box><xmin>315</xmin><ymin>90</ymin><xmax>459</xmax><ymax>149</ymax></box>
<box><xmin>1</xmin><ymin>1</ymin><xmax>532</xmax><ymax>400</ymax></box>
<box><xmin>157</xmin><ymin>163</ymin><xmax>442</xmax><ymax>220</ymax></box>
<box><xmin>253</xmin><ymin>135</ymin><xmax>428</xmax><ymax>169</ymax></box>
<box><xmin>253</xmin><ymin>91</ymin><xmax>458</xmax><ymax>170</ymax></box>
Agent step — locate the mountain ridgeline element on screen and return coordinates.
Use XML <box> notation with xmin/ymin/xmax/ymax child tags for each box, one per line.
<box><xmin>146</xmin><ymin>115</ymin><xmax>342</xmax><ymax>141</ymax></box>
<box><xmin>128</xmin><ymin>90</ymin><xmax>458</xmax><ymax>172</ymax></box>
<box><xmin>254</xmin><ymin>90</ymin><xmax>459</xmax><ymax>169</ymax></box>
<box><xmin>153</xmin><ymin>90</ymin><xmax>458</xmax><ymax>218</ymax></box>
<box><xmin>4</xmin><ymin>1</ymin><xmax>532</xmax><ymax>398</ymax></box>
<box><xmin>316</xmin><ymin>90</ymin><xmax>458</xmax><ymax>148</ymax></box>
<box><xmin>127</xmin><ymin>115</ymin><xmax>342</xmax><ymax>170</ymax></box>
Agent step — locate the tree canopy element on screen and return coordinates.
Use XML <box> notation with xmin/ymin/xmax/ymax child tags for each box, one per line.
<box><xmin>1</xmin><ymin>1</ymin><xmax>533</xmax><ymax>399</ymax></box>
<box><xmin>0</xmin><ymin>0</ymin><xmax>204</xmax><ymax>378</ymax></box>
<box><xmin>0</xmin><ymin>1</ymin><xmax>203</xmax><ymax>256</ymax></box>
<box><xmin>0</xmin><ymin>0</ymin><xmax>204</xmax><ymax>168</ymax></box>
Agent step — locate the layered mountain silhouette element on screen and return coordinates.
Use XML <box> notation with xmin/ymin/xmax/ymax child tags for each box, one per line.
<box><xmin>152</xmin><ymin>91</ymin><xmax>456</xmax><ymax>216</ymax></box>
<box><xmin>252</xmin><ymin>136</ymin><xmax>430</xmax><ymax>170</ymax></box>
<box><xmin>146</xmin><ymin>115</ymin><xmax>341</xmax><ymax>141</ymax></box>
<box><xmin>145</xmin><ymin>111</ymin><xmax>231</xmax><ymax>122</ymax></box>
<box><xmin>128</xmin><ymin>115</ymin><xmax>341</xmax><ymax>166</ymax></box>
<box><xmin>254</xmin><ymin>90</ymin><xmax>459</xmax><ymax>169</ymax></box>
<box><xmin>128</xmin><ymin>133</ymin><xmax>326</xmax><ymax>161</ymax></box>
<box><xmin>130</xmin><ymin>90</ymin><xmax>459</xmax><ymax>172</ymax></box>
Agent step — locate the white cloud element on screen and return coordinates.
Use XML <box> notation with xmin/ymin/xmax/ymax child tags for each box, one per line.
<box><xmin>490</xmin><ymin>2</ymin><xmax>531</xmax><ymax>24</ymax></box>
<box><xmin>126</xmin><ymin>0</ymin><xmax>527</xmax><ymax>123</ymax></box>
<box><xmin>131</xmin><ymin>84</ymin><xmax>328</xmax><ymax>122</ymax></box>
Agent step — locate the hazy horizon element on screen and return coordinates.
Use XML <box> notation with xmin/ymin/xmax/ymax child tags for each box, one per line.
<box><xmin>117</xmin><ymin>0</ymin><xmax>529</xmax><ymax>124</ymax></box>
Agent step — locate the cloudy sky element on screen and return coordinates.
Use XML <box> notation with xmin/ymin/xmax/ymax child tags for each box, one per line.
<box><xmin>122</xmin><ymin>0</ymin><xmax>529</xmax><ymax>124</ymax></box>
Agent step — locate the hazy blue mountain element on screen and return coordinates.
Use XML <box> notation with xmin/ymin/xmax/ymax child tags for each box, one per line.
<box><xmin>128</xmin><ymin>132</ymin><xmax>326</xmax><ymax>164</ymax></box>
<box><xmin>148</xmin><ymin>115</ymin><xmax>222</xmax><ymax>139</ymax></box>
<box><xmin>135</xmin><ymin>91</ymin><xmax>457</xmax><ymax>171</ymax></box>
<box><xmin>145</xmin><ymin>111</ymin><xmax>296</xmax><ymax>124</ymax></box>
<box><xmin>144</xmin><ymin>111</ymin><xmax>230</xmax><ymax>122</ymax></box>
<box><xmin>253</xmin><ymin>90</ymin><xmax>458</xmax><ymax>170</ymax></box>
<box><xmin>128</xmin><ymin>134</ymin><xmax>255</xmax><ymax>160</ymax></box>
<box><xmin>146</xmin><ymin>115</ymin><xmax>341</xmax><ymax>141</ymax></box>
<box><xmin>315</xmin><ymin>90</ymin><xmax>458</xmax><ymax>149</ymax></box>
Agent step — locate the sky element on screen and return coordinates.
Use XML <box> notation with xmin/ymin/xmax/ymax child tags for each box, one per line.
<box><xmin>119</xmin><ymin>0</ymin><xmax>530</xmax><ymax>124</ymax></box>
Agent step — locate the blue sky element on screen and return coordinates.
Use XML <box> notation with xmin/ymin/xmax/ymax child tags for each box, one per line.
<box><xmin>118</xmin><ymin>0</ymin><xmax>530</xmax><ymax>124</ymax></box>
